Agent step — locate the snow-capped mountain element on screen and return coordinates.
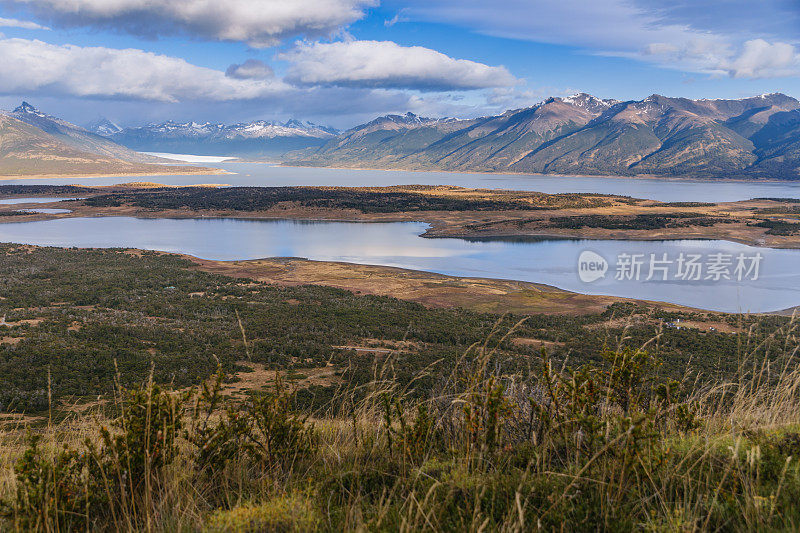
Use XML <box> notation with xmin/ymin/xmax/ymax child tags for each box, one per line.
<box><xmin>85</xmin><ymin>117</ymin><xmax>123</xmax><ymax>136</ymax></box>
<box><xmin>105</xmin><ymin>119</ymin><xmax>341</xmax><ymax>157</ymax></box>
<box><xmin>290</xmin><ymin>92</ymin><xmax>800</xmax><ymax>179</ymax></box>
<box><xmin>3</xmin><ymin>102</ymin><xmax>166</xmax><ymax>164</ymax></box>
<box><xmin>556</xmin><ymin>93</ymin><xmax>620</xmax><ymax>113</ymax></box>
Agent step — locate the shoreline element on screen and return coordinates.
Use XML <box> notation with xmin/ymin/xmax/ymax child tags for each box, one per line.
<box><xmin>0</xmin><ymin>184</ymin><xmax>798</xmax><ymax>250</ymax></box>
<box><xmin>279</xmin><ymin>161</ymin><xmax>800</xmax><ymax>185</ymax></box>
<box><xmin>0</xmin><ymin>168</ymin><xmax>232</xmax><ymax>182</ymax></box>
<box><xmin>0</xmin><ymin>215</ymin><xmax>795</xmax><ymax>313</ymax></box>
<box><xmin>0</xmin><ymin>242</ymin><xmax>785</xmax><ymax>315</ymax></box>
<box><xmin>1</xmin><ymin>185</ymin><xmax>799</xmax><ymax>313</ymax></box>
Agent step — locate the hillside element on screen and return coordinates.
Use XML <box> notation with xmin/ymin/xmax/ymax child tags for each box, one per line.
<box><xmin>7</xmin><ymin>102</ymin><xmax>168</xmax><ymax>164</ymax></box>
<box><xmin>0</xmin><ymin>112</ymin><xmax>213</xmax><ymax>177</ymax></box>
<box><xmin>289</xmin><ymin>93</ymin><xmax>800</xmax><ymax>179</ymax></box>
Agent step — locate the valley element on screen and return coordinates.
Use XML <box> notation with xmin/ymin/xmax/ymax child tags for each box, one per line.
<box><xmin>0</xmin><ymin>103</ymin><xmax>222</xmax><ymax>178</ymax></box>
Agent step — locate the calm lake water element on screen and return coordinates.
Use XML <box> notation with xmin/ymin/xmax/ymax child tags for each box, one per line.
<box><xmin>0</xmin><ymin>216</ymin><xmax>798</xmax><ymax>313</ymax></box>
<box><xmin>0</xmin><ymin>197</ymin><xmax>83</xmax><ymax>204</ymax></box>
<box><xmin>1</xmin><ymin>161</ymin><xmax>800</xmax><ymax>203</ymax></box>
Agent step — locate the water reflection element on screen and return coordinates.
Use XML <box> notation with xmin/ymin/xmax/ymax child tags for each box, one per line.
<box><xmin>0</xmin><ymin>216</ymin><xmax>798</xmax><ymax>313</ymax></box>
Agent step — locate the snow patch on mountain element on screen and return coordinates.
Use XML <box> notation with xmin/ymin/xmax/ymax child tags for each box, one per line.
<box><xmin>114</xmin><ymin>119</ymin><xmax>340</xmax><ymax>141</ymax></box>
<box><xmin>86</xmin><ymin>117</ymin><xmax>123</xmax><ymax>136</ymax></box>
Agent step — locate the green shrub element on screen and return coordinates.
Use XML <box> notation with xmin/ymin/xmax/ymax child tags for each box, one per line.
<box><xmin>1</xmin><ymin>434</ymin><xmax>99</xmax><ymax>531</ymax></box>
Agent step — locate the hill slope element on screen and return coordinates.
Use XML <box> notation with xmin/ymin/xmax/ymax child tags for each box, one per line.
<box><xmin>0</xmin><ymin>113</ymin><xmax>211</xmax><ymax>177</ymax></box>
<box><xmin>7</xmin><ymin>103</ymin><xmax>168</xmax><ymax>164</ymax></box>
<box><xmin>289</xmin><ymin>93</ymin><xmax>800</xmax><ymax>179</ymax></box>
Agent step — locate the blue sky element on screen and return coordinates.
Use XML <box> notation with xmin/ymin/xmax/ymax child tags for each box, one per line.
<box><xmin>0</xmin><ymin>0</ymin><xmax>797</xmax><ymax>128</ymax></box>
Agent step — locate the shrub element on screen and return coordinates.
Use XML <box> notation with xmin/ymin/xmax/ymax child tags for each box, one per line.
<box><xmin>1</xmin><ymin>435</ymin><xmax>98</xmax><ymax>531</ymax></box>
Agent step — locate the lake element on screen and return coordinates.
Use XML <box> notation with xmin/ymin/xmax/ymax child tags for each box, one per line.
<box><xmin>1</xmin><ymin>161</ymin><xmax>800</xmax><ymax>203</ymax></box>
<box><xmin>0</xmin><ymin>216</ymin><xmax>797</xmax><ymax>313</ymax></box>
<box><xmin>0</xmin><ymin>197</ymin><xmax>84</xmax><ymax>204</ymax></box>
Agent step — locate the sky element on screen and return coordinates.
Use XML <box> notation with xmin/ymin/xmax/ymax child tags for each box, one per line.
<box><xmin>0</xmin><ymin>0</ymin><xmax>797</xmax><ymax>129</ymax></box>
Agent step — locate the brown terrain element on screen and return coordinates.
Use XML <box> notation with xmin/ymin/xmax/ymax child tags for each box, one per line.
<box><xmin>185</xmin><ymin>255</ymin><xmax>751</xmax><ymax>337</ymax></box>
<box><xmin>0</xmin><ymin>115</ymin><xmax>223</xmax><ymax>179</ymax></box>
<box><xmin>189</xmin><ymin>256</ymin><xmax>650</xmax><ymax>315</ymax></box>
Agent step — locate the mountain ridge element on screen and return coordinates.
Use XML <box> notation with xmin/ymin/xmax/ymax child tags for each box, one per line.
<box><xmin>288</xmin><ymin>93</ymin><xmax>800</xmax><ymax>180</ymax></box>
<box><xmin>4</xmin><ymin>103</ymin><xmax>168</xmax><ymax>164</ymax></box>
<box><xmin>0</xmin><ymin>103</ymin><xmax>215</xmax><ymax>177</ymax></box>
<box><xmin>101</xmin><ymin>118</ymin><xmax>341</xmax><ymax>157</ymax></box>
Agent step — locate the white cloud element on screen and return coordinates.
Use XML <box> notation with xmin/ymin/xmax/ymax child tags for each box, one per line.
<box><xmin>3</xmin><ymin>0</ymin><xmax>377</xmax><ymax>47</ymax></box>
<box><xmin>0</xmin><ymin>16</ymin><xmax>48</xmax><ymax>29</ymax></box>
<box><xmin>486</xmin><ymin>86</ymin><xmax>580</xmax><ymax>110</ymax></box>
<box><xmin>402</xmin><ymin>0</ymin><xmax>710</xmax><ymax>54</ymax></box>
<box><xmin>642</xmin><ymin>38</ymin><xmax>800</xmax><ymax>79</ymax></box>
<box><xmin>281</xmin><ymin>40</ymin><xmax>517</xmax><ymax>90</ymax></box>
<box><xmin>723</xmin><ymin>39</ymin><xmax>800</xmax><ymax>79</ymax></box>
<box><xmin>0</xmin><ymin>38</ymin><xmax>289</xmax><ymax>101</ymax></box>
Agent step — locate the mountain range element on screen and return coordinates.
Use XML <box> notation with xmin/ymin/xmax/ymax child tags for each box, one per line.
<box><xmin>0</xmin><ymin>103</ymin><xmax>206</xmax><ymax>177</ymax></box>
<box><xmin>96</xmin><ymin>119</ymin><xmax>340</xmax><ymax>158</ymax></box>
<box><xmin>5</xmin><ymin>93</ymin><xmax>798</xmax><ymax>180</ymax></box>
<box><xmin>287</xmin><ymin>93</ymin><xmax>800</xmax><ymax>180</ymax></box>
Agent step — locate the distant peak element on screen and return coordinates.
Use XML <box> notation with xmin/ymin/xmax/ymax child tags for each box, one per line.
<box><xmin>86</xmin><ymin>116</ymin><xmax>122</xmax><ymax>136</ymax></box>
<box><xmin>14</xmin><ymin>101</ymin><xmax>38</xmax><ymax>114</ymax></box>
<box><xmin>553</xmin><ymin>93</ymin><xmax>618</xmax><ymax>112</ymax></box>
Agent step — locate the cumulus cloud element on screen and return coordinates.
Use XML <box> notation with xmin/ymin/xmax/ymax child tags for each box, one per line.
<box><xmin>281</xmin><ymin>40</ymin><xmax>517</xmax><ymax>90</ymax></box>
<box><xmin>226</xmin><ymin>59</ymin><xmax>274</xmax><ymax>80</ymax></box>
<box><xmin>0</xmin><ymin>38</ymin><xmax>289</xmax><ymax>101</ymax></box>
<box><xmin>3</xmin><ymin>0</ymin><xmax>377</xmax><ymax>47</ymax></box>
<box><xmin>0</xmin><ymin>16</ymin><xmax>48</xmax><ymax>29</ymax></box>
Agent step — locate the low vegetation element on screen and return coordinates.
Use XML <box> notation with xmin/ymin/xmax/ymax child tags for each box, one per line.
<box><xmin>0</xmin><ymin>244</ymin><xmax>789</xmax><ymax>414</ymax></box>
<box><xmin>546</xmin><ymin>213</ymin><xmax>735</xmax><ymax>230</ymax></box>
<box><xmin>2</xmin><ymin>244</ymin><xmax>800</xmax><ymax>530</ymax></box>
<box><xmin>82</xmin><ymin>186</ymin><xmax>616</xmax><ymax>213</ymax></box>
<box><xmin>3</xmin><ymin>318</ymin><xmax>800</xmax><ymax>531</ymax></box>
<box><xmin>751</xmin><ymin>219</ymin><xmax>800</xmax><ymax>235</ymax></box>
